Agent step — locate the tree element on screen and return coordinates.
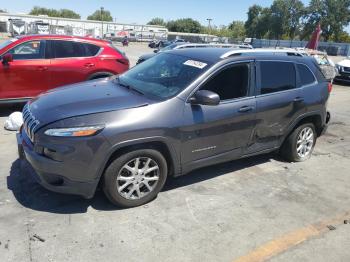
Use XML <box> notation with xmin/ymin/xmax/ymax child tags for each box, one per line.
<box><xmin>270</xmin><ymin>0</ymin><xmax>305</xmax><ymax>39</ymax></box>
<box><xmin>0</xmin><ymin>9</ymin><xmax>7</xmax><ymax>13</ymax></box>
<box><xmin>29</xmin><ymin>6</ymin><xmax>80</xmax><ymax>19</ymax></box>
<box><xmin>245</xmin><ymin>5</ymin><xmax>273</xmax><ymax>38</ymax></box>
<box><xmin>147</xmin><ymin>18</ymin><xmax>166</xmax><ymax>26</ymax></box>
<box><xmin>302</xmin><ymin>0</ymin><xmax>350</xmax><ymax>41</ymax></box>
<box><xmin>228</xmin><ymin>21</ymin><xmax>246</xmax><ymax>39</ymax></box>
<box><xmin>87</xmin><ymin>9</ymin><xmax>113</xmax><ymax>22</ymax></box>
<box><xmin>166</xmin><ymin>18</ymin><xmax>202</xmax><ymax>33</ymax></box>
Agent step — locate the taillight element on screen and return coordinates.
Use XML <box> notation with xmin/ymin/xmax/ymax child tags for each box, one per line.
<box><xmin>116</xmin><ymin>58</ymin><xmax>129</xmax><ymax>66</ymax></box>
<box><xmin>328</xmin><ymin>82</ymin><xmax>333</xmax><ymax>93</ymax></box>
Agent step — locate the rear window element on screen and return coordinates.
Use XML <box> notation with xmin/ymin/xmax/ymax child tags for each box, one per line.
<box><xmin>53</xmin><ymin>40</ymin><xmax>85</xmax><ymax>58</ymax></box>
<box><xmin>260</xmin><ymin>61</ymin><xmax>296</xmax><ymax>94</ymax></box>
<box><xmin>84</xmin><ymin>43</ymin><xmax>100</xmax><ymax>56</ymax></box>
<box><xmin>297</xmin><ymin>64</ymin><xmax>316</xmax><ymax>86</ymax></box>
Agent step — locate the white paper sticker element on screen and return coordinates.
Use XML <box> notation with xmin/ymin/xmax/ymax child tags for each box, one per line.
<box><xmin>183</xmin><ymin>60</ymin><xmax>207</xmax><ymax>69</ymax></box>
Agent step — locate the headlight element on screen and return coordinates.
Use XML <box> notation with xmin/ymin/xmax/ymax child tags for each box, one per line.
<box><xmin>44</xmin><ymin>125</ymin><xmax>104</xmax><ymax>137</ymax></box>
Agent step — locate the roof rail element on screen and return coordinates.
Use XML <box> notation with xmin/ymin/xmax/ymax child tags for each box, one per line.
<box><xmin>220</xmin><ymin>48</ymin><xmax>304</xmax><ymax>59</ymax></box>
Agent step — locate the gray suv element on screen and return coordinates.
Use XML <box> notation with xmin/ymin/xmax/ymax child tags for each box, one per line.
<box><xmin>18</xmin><ymin>48</ymin><xmax>331</xmax><ymax>207</ymax></box>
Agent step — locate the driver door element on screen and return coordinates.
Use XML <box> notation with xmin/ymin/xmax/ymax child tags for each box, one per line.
<box><xmin>0</xmin><ymin>40</ymin><xmax>50</xmax><ymax>100</ymax></box>
<box><xmin>180</xmin><ymin>62</ymin><xmax>257</xmax><ymax>170</ymax></box>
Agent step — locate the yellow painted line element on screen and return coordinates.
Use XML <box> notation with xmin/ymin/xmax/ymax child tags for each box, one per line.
<box><xmin>233</xmin><ymin>212</ymin><xmax>350</xmax><ymax>262</ymax></box>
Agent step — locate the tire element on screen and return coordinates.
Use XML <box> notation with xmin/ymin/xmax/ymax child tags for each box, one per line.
<box><xmin>280</xmin><ymin>123</ymin><xmax>317</xmax><ymax>162</ymax></box>
<box><xmin>103</xmin><ymin>149</ymin><xmax>168</xmax><ymax>207</ymax></box>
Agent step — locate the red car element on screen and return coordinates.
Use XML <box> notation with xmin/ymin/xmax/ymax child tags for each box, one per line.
<box><xmin>0</xmin><ymin>35</ymin><xmax>129</xmax><ymax>103</ymax></box>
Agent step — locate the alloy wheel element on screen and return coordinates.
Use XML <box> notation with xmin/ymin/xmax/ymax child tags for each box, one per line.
<box><xmin>116</xmin><ymin>157</ymin><xmax>160</xmax><ymax>200</ymax></box>
<box><xmin>296</xmin><ymin>127</ymin><xmax>314</xmax><ymax>158</ymax></box>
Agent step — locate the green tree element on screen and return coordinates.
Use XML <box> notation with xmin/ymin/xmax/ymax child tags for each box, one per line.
<box><xmin>245</xmin><ymin>5</ymin><xmax>272</xmax><ymax>38</ymax></box>
<box><xmin>29</xmin><ymin>6</ymin><xmax>80</xmax><ymax>19</ymax></box>
<box><xmin>147</xmin><ymin>17</ymin><xmax>166</xmax><ymax>26</ymax></box>
<box><xmin>87</xmin><ymin>9</ymin><xmax>113</xmax><ymax>22</ymax></box>
<box><xmin>270</xmin><ymin>0</ymin><xmax>305</xmax><ymax>39</ymax></box>
<box><xmin>228</xmin><ymin>21</ymin><xmax>246</xmax><ymax>39</ymax></box>
<box><xmin>166</xmin><ymin>18</ymin><xmax>202</xmax><ymax>33</ymax></box>
<box><xmin>302</xmin><ymin>0</ymin><xmax>350</xmax><ymax>41</ymax></box>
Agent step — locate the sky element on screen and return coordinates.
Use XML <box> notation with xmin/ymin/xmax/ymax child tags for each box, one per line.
<box><xmin>0</xmin><ymin>0</ymin><xmax>310</xmax><ymax>26</ymax></box>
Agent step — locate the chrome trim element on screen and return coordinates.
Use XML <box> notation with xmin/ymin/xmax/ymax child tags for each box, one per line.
<box><xmin>22</xmin><ymin>104</ymin><xmax>40</xmax><ymax>143</ymax></box>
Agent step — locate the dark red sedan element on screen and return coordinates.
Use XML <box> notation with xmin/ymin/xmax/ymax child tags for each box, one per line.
<box><xmin>0</xmin><ymin>35</ymin><xmax>129</xmax><ymax>103</ymax></box>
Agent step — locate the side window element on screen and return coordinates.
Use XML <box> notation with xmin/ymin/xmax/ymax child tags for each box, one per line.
<box><xmin>84</xmin><ymin>43</ymin><xmax>100</xmax><ymax>56</ymax></box>
<box><xmin>201</xmin><ymin>63</ymin><xmax>250</xmax><ymax>101</ymax></box>
<box><xmin>8</xmin><ymin>40</ymin><xmax>45</xmax><ymax>60</ymax></box>
<box><xmin>260</xmin><ymin>61</ymin><xmax>296</xmax><ymax>94</ymax></box>
<box><xmin>297</xmin><ymin>64</ymin><xmax>316</xmax><ymax>86</ymax></box>
<box><xmin>53</xmin><ymin>40</ymin><xmax>85</xmax><ymax>58</ymax></box>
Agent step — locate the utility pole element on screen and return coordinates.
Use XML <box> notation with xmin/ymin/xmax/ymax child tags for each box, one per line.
<box><xmin>101</xmin><ymin>7</ymin><xmax>104</xmax><ymax>38</ymax></box>
<box><xmin>206</xmin><ymin>18</ymin><xmax>213</xmax><ymax>33</ymax></box>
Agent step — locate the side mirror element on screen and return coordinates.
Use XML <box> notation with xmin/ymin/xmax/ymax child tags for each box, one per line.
<box><xmin>190</xmin><ymin>90</ymin><xmax>220</xmax><ymax>106</ymax></box>
<box><xmin>2</xmin><ymin>53</ymin><xmax>13</xmax><ymax>65</ymax></box>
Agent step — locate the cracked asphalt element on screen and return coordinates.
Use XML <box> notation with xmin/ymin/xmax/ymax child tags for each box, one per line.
<box><xmin>0</xmin><ymin>43</ymin><xmax>350</xmax><ymax>262</ymax></box>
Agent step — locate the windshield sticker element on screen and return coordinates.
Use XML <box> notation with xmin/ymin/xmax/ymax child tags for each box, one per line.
<box><xmin>184</xmin><ymin>60</ymin><xmax>207</xmax><ymax>69</ymax></box>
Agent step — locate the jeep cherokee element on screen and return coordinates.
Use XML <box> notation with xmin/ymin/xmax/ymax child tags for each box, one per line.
<box><xmin>17</xmin><ymin>48</ymin><xmax>331</xmax><ymax>207</ymax></box>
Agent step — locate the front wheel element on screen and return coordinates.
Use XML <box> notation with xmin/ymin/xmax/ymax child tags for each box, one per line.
<box><xmin>103</xmin><ymin>149</ymin><xmax>168</xmax><ymax>207</ymax></box>
<box><xmin>280</xmin><ymin>123</ymin><xmax>316</xmax><ymax>162</ymax></box>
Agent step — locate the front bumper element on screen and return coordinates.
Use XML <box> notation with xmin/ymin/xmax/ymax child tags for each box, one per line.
<box><xmin>16</xmin><ymin>131</ymin><xmax>99</xmax><ymax>199</ymax></box>
<box><xmin>334</xmin><ymin>72</ymin><xmax>350</xmax><ymax>82</ymax></box>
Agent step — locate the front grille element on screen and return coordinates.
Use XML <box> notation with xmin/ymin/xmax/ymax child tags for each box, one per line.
<box><xmin>22</xmin><ymin>104</ymin><xmax>40</xmax><ymax>143</ymax></box>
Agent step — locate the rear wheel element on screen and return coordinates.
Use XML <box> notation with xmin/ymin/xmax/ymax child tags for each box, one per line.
<box><xmin>280</xmin><ymin>123</ymin><xmax>316</xmax><ymax>162</ymax></box>
<box><xmin>103</xmin><ymin>149</ymin><xmax>168</xmax><ymax>207</ymax></box>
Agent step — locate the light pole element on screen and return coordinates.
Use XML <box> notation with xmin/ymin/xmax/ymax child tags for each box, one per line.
<box><xmin>100</xmin><ymin>7</ymin><xmax>104</xmax><ymax>38</ymax></box>
<box><xmin>206</xmin><ymin>18</ymin><xmax>212</xmax><ymax>33</ymax></box>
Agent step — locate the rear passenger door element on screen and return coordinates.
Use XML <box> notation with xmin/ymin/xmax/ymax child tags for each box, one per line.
<box><xmin>48</xmin><ymin>40</ymin><xmax>100</xmax><ymax>88</ymax></box>
<box><xmin>248</xmin><ymin>60</ymin><xmax>305</xmax><ymax>153</ymax></box>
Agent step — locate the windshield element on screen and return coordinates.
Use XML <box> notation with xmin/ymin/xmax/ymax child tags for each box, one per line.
<box><xmin>0</xmin><ymin>38</ymin><xmax>18</xmax><ymax>51</ymax></box>
<box><xmin>118</xmin><ymin>53</ymin><xmax>211</xmax><ymax>99</ymax></box>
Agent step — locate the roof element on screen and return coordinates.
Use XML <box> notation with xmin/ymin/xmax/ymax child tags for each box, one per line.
<box><xmin>220</xmin><ymin>48</ymin><xmax>304</xmax><ymax>58</ymax></box>
<box><xmin>170</xmin><ymin>48</ymin><xmax>239</xmax><ymax>63</ymax></box>
<box><xmin>168</xmin><ymin>47</ymin><xmax>316</xmax><ymax>64</ymax></box>
<box><xmin>173</xmin><ymin>43</ymin><xmax>252</xmax><ymax>50</ymax></box>
<box><xmin>15</xmin><ymin>34</ymin><xmax>111</xmax><ymax>45</ymax></box>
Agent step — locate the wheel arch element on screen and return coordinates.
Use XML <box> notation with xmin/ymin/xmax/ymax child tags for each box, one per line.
<box><xmin>97</xmin><ymin>138</ymin><xmax>181</xmax><ymax>184</ymax></box>
<box><xmin>87</xmin><ymin>71</ymin><xmax>115</xmax><ymax>80</ymax></box>
<box><xmin>280</xmin><ymin>112</ymin><xmax>324</xmax><ymax>147</ymax></box>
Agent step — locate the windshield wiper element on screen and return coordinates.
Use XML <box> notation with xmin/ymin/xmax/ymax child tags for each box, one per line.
<box><xmin>114</xmin><ymin>77</ymin><xmax>145</xmax><ymax>96</ymax></box>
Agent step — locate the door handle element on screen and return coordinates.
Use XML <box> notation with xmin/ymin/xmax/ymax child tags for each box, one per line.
<box><xmin>293</xmin><ymin>97</ymin><xmax>304</xmax><ymax>103</ymax></box>
<box><xmin>37</xmin><ymin>66</ymin><xmax>48</xmax><ymax>71</ymax></box>
<box><xmin>238</xmin><ymin>106</ymin><xmax>254</xmax><ymax>113</ymax></box>
<box><xmin>84</xmin><ymin>63</ymin><xmax>95</xmax><ymax>68</ymax></box>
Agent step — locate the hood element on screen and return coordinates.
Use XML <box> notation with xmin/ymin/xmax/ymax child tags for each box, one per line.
<box><xmin>337</xmin><ymin>59</ymin><xmax>350</xmax><ymax>67</ymax></box>
<box><xmin>29</xmin><ymin>78</ymin><xmax>153</xmax><ymax>125</ymax></box>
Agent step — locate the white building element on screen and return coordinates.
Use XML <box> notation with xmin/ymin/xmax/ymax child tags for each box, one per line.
<box><xmin>0</xmin><ymin>12</ymin><xmax>168</xmax><ymax>40</ymax></box>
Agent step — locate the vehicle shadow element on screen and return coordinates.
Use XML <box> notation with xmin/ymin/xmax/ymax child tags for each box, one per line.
<box><xmin>7</xmin><ymin>153</ymin><xmax>277</xmax><ymax>214</ymax></box>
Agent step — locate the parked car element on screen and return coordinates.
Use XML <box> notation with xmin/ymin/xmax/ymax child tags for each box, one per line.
<box><xmin>137</xmin><ymin>43</ymin><xmax>251</xmax><ymax>64</ymax></box>
<box><xmin>0</xmin><ymin>35</ymin><xmax>129</xmax><ymax>103</ymax></box>
<box><xmin>335</xmin><ymin>57</ymin><xmax>350</xmax><ymax>83</ymax></box>
<box><xmin>18</xmin><ymin>48</ymin><xmax>331</xmax><ymax>207</ymax></box>
<box><xmin>173</xmin><ymin>38</ymin><xmax>185</xmax><ymax>43</ymax></box>
<box><xmin>148</xmin><ymin>40</ymin><xmax>172</xmax><ymax>49</ymax></box>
